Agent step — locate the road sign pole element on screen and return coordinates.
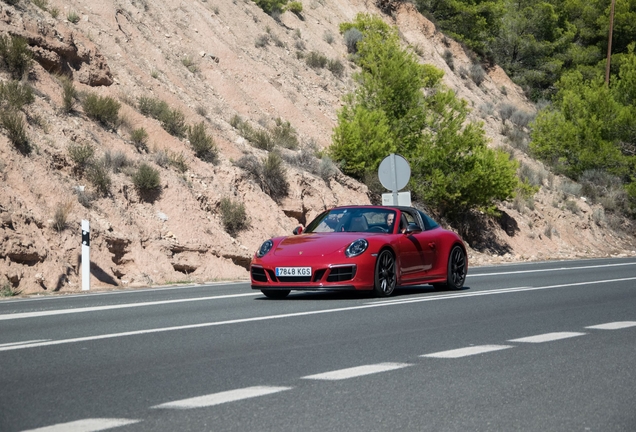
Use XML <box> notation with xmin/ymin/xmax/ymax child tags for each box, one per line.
<box><xmin>81</xmin><ymin>219</ymin><xmax>90</xmax><ymax>291</ymax></box>
<box><xmin>390</xmin><ymin>154</ymin><xmax>399</xmax><ymax>205</ymax></box>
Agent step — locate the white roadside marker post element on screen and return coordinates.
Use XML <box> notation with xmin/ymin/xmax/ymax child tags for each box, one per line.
<box><xmin>81</xmin><ymin>219</ymin><xmax>90</xmax><ymax>291</ymax></box>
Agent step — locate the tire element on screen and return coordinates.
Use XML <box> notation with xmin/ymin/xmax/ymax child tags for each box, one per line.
<box><xmin>373</xmin><ymin>250</ymin><xmax>396</xmax><ymax>297</ymax></box>
<box><xmin>261</xmin><ymin>289</ymin><xmax>290</xmax><ymax>299</ymax></box>
<box><xmin>446</xmin><ymin>245</ymin><xmax>467</xmax><ymax>289</ymax></box>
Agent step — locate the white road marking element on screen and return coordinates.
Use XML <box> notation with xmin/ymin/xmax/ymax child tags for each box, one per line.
<box><xmin>0</xmin><ymin>293</ymin><xmax>259</xmax><ymax>321</ymax></box>
<box><xmin>368</xmin><ymin>276</ymin><xmax>636</xmax><ymax>306</ymax></box>
<box><xmin>468</xmin><ymin>261</ymin><xmax>636</xmax><ymax>277</ymax></box>
<box><xmin>21</xmin><ymin>418</ymin><xmax>140</xmax><ymax>432</ymax></box>
<box><xmin>152</xmin><ymin>386</ymin><xmax>292</xmax><ymax>409</ymax></box>
<box><xmin>585</xmin><ymin>321</ymin><xmax>636</xmax><ymax>330</ymax></box>
<box><xmin>301</xmin><ymin>362</ymin><xmax>412</xmax><ymax>380</ymax></box>
<box><xmin>508</xmin><ymin>332</ymin><xmax>586</xmax><ymax>343</ymax></box>
<box><xmin>2</xmin><ymin>276</ymin><xmax>635</xmax><ymax>352</ymax></box>
<box><xmin>421</xmin><ymin>345</ymin><xmax>513</xmax><ymax>359</ymax></box>
<box><xmin>0</xmin><ymin>339</ymin><xmax>50</xmax><ymax>348</ymax></box>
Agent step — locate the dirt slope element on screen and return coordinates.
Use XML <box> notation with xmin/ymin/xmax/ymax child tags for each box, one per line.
<box><xmin>0</xmin><ymin>0</ymin><xmax>634</xmax><ymax>295</ymax></box>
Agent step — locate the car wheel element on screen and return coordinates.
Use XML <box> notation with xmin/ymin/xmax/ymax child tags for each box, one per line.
<box><xmin>447</xmin><ymin>245</ymin><xmax>467</xmax><ymax>289</ymax></box>
<box><xmin>261</xmin><ymin>289</ymin><xmax>290</xmax><ymax>299</ymax></box>
<box><xmin>374</xmin><ymin>250</ymin><xmax>396</xmax><ymax>297</ymax></box>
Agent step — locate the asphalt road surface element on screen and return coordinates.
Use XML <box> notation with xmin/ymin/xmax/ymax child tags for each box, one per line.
<box><xmin>1</xmin><ymin>257</ymin><xmax>635</xmax><ymax>432</ymax></box>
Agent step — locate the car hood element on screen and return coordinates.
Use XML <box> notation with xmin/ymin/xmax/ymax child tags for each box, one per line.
<box><xmin>273</xmin><ymin>233</ymin><xmax>369</xmax><ymax>257</ymax></box>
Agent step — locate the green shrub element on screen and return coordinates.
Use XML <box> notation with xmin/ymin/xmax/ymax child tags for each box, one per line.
<box><xmin>0</xmin><ymin>282</ymin><xmax>21</xmax><ymax>297</ymax></box>
<box><xmin>137</xmin><ymin>96</ymin><xmax>187</xmax><ymax>137</ymax></box>
<box><xmin>32</xmin><ymin>0</ymin><xmax>48</xmax><ymax>10</ymax></box>
<box><xmin>67</xmin><ymin>142</ymin><xmax>94</xmax><ymax>171</ymax></box>
<box><xmin>327</xmin><ymin>58</ymin><xmax>344</xmax><ymax>77</ymax></box>
<box><xmin>138</xmin><ymin>96</ymin><xmax>169</xmax><ymax>119</ymax></box>
<box><xmin>343</xmin><ymin>28</ymin><xmax>363</xmax><ymax>54</ymax></box>
<box><xmin>160</xmin><ymin>108</ymin><xmax>187</xmax><ymax>137</ymax></box>
<box><xmin>0</xmin><ymin>109</ymin><xmax>30</xmax><ymax>154</ymax></box>
<box><xmin>262</xmin><ymin>152</ymin><xmax>289</xmax><ymax>201</ymax></box>
<box><xmin>0</xmin><ymin>35</ymin><xmax>33</xmax><ymax>79</ymax></box>
<box><xmin>82</xmin><ymin>93</ymin><xmax>121</xmax><ymax>127</ymax></box>
<box><xmin>287</xmin><ymin>1</ymin><xmax>302</xmax><ymax>15</ymax></box>
<box><xmin>61</xmin><ymin>77</ymin><xmax>77</xmax><ymax>113</ymax></box>
<box><xmin>130</xmin><ymin>127</ymin><xmax>148</xmax><ymax>152</ymax></box>
<box><xmin>305</xmin><ymin>51</ymin><xmax>328</xmax><ymax>69</ymax></box>
<box><xmin>132</xmin><ymin>163</ymin><xmax>161</xmax><ymax>191</ymax></box>
<box><xmin>219</xmin><ymin>197</ymin><xmax>248</xmax><ymax>236</ymax></box>
<box><xmin>86</xmin><ymin>162</ymin><xmax>111</xmax><ymax>196</ymax></box>
<box><xmin>323</xmin><ymin>31</ymin><xmax>334</xmax><ymax>45</ymax></box>
<box><xmin>255</xmin><ymin>34</ymin><xmax>269</xmax><ymax>48</ymax></box>
<box><xmin>168</xmin><ymin>151</ymin><xmax>188</xmax><ymax>173</ymax></box>
<box><xmin>236</xmin><ymin>154</ymin><xmax>263</xmax><ymax>179</ymax></box>
<box><xmin>319</xmin><ymin>155</ymin><xmax>338</xmax><ymax>182</ymax></box>
<box><xmin>0</xmin><ymin>80</ymin><xmax>34</xmax><ymax>109</ymax></box>
<box><xmin>271</xmin><ymin>118</ymin><xmax>298</xmax><ymax>149</ymax></box>
<box><xmin>442</xmin><ymin>50</ymin><xmax>454</xmax><ymax>70</ymax></box>
<box><xmin>181</xmin><ymin>56</ymin><xmax>199</xmax><ymax>73</ymax></box>
<box><xmin>498</xmin><ymin>103</ymin><xmax>516</xmax><ymax>122</ymax></box>
<box><xmin>49</xmin><ymin>6</ymin><xmax>59</xmax><ymax>17</ymax></box>
<box><xmin>253</xmin><ymin>0</ymin><xmax>288</xmax><ymax>14</ymax></box>
<box><xmin>102</xmin><ymin>150</ymin><xmax>129</xmax><ymax>173</ymax></box>
<box><xmin>67</xmin><ymin>10</ymin><xmax>80</xmax><ymax>23</ymax></box>
<box><xmin>469</xmin><ymin>63</ymin><xmax>486</xmax><ymax>86</ymax></box>
<box><xmin>188</xmin><ymin>121</ymin><xmax>218</xmax><ymax>163</ymax></box>
<box><xmin>52</xmin><ymin>201</ymin><xmax>72</xmax><ymax>232</ymax></box>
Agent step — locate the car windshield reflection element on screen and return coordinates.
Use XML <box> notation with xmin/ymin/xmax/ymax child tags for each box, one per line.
<box><xmin>305</xmin><ymin>208</ymin><xmax>397</xmax><ymax>234</ymax></box>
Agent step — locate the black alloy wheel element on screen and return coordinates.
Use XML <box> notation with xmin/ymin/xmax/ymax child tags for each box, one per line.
<box><xmin>374</xmin><ymin>250</ymin><xmax>396</xmax><ymax>297</ymax></box>
<box><xmin>447</xmin><ymin>245</ymin><xmax>467</xmax><ymax>289</ymax></box>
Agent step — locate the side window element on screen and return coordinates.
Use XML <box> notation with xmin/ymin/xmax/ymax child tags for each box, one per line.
<box><xmin>403</xmin><ymin>211</ymin><xmax>421</xmax><ymax>231</ymax></box>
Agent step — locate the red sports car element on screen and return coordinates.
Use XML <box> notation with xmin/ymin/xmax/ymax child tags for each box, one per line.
<box><xmin>250</xmin><ymin>205</ymin><xmax>468</xmax><ymax>298</ymax></box>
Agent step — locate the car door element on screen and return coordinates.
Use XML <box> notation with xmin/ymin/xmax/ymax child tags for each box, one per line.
<box><xmin>395</xmin><ymin>210</ymin><xmax>436</xmax><ymax>282</ymax></box>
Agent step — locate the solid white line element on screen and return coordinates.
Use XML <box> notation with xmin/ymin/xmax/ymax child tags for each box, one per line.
<box><xmin>0</xmin><ymin>339</ymin><xmax>50</xmax><ymax>348</ymax></box>
<box><xmin>2</xmin><ymin>276</ymin><xmax>635</xmax><ymax>352</ymax></box>
<box><xmin>585</xmin><ymin>321</ymin><xmax>636</xmax><ymax>330</ymax></box>
<box><xmin>0</xmin><ymin>293</ymin><xmax>259</xmax><ymax>321</ymax></box>
<box><xmin>468</xmin><ymin>261</ymin><xmax>636</xmax><ymax>277</ymax></box>
<box><xmin>508</xmin><ymin>332</ymin><xmax>586</xmax><ymax>343</ymax></box>
<box><xmin>21</xmin><ymin>418</ymin><xmax>140</xmax><ymax>432</ymax></box>
<box><xmin>302</xmin><ymin>362</ymin><xmax>412</xmax><ymax>380</ymax></box>
<box><xmin>421</xmin><ymin>345</ymin><xmax>513</xmax><ymax>359</ymax></box>
<box><xmin>152</xmin><ymin>386</ymin><xmax>292</xmax><ymax>409</ymax></box>
<box><xmin>368</xmin><ymin>276</ymin><xmax>636</xmax><ymax>306</ymax></box>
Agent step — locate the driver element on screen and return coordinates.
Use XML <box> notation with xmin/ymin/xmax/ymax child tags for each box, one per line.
<box><xmin>385</xmin><ymin>212</ymin><xmax>396</xmax><ymax>233</ymax></box>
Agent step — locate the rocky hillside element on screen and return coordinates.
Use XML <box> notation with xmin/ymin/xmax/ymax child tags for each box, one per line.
<box><xmin>1</xmin><ymin>0</ymin><xmax>634</xmax><ymax>295</ymax></box>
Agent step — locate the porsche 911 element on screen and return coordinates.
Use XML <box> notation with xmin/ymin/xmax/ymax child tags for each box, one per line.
<box><xmin>250</xmin><ymin>205</ymin><xmax>467</xmax><ymax>298</ymax></box>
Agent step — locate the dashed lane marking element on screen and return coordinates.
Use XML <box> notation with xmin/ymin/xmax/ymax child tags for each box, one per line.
<box><xmin>585</xmin><ymin>321</ymin><xmax>636</xmax><ymax>330</ymax></box>
<box><xmin>21</xmin><ymin>418</ymin><xmax>140</xmax><ymax>432</ymax></box>
<box><xmin>302</xmin><ymin>362</ymin><xmax>412</xmax><ymax>380</ymax></box>
<box><xmin>151</xmin><ymin>386</ymin><xmax>292</xmax><ymax>409</ymax></box>
<box><xmin>420</xmin><ymin>345</ymin><xmax>514</xmax><ymax>359</ymax></box>
<box><xmin>508</xmin><ymin>332</ymin><xmax>586</xmax><ymax>343</ymax></box>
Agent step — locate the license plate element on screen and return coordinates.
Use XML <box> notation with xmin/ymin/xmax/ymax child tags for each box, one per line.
<box><xmin>276</xmin><ymin>267</ymin><xmax>312</xmax><ymax>277</ymax></box>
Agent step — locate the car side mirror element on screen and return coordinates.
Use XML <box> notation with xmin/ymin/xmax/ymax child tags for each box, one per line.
<box><xmin>293</xmin><ymin>226</ymin><xmax>303</xmax><ymax>235</ymax></box>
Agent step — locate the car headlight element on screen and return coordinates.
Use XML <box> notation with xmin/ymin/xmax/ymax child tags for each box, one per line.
<box><xmin>256</xmin><ymin>239</ymin><xmax>274</xmax><ymax>258</ymax></box>
<box><xmin>345</xmin><ymin>239</ymin><xmax>368</xmax><ymax>258</ymax></box>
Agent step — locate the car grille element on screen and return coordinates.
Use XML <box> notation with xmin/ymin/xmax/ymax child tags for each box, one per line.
<box><xmin>251</xmin><ymin>266</ymin><xmax>268</xmax><ymax>282</ymax></box>
<box><xmin>327</xmin><ymin>266</ymin><xmax>356</xmax><ymax>282</ymax></box>
<box><xmin>277</xmin><ymin>275</ymin><xmax>313</xmax><ymax>283</ymax></box>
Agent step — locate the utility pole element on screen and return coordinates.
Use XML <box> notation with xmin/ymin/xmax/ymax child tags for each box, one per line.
<box><xmin>605</xmin><ymin>0</ymin><xmax>616</xmax><ymax>86</ymax></box>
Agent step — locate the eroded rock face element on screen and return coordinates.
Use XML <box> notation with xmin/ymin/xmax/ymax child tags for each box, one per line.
<box><xmin>0</xmin><ymin>5</ymin><xmax>112</xmax><ymax>86</ymax></box>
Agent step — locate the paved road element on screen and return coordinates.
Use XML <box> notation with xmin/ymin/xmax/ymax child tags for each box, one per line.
<box><xmin>1</xmin><ymin>258</ymin><xmax>635</xmax><ymax>431</ymax></box>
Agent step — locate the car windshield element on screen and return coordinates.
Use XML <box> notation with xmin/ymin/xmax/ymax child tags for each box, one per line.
<box><xmin>304</xmin><ymin>208</ymin><xmax>397</xmax><ymax>233</ymax></box>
